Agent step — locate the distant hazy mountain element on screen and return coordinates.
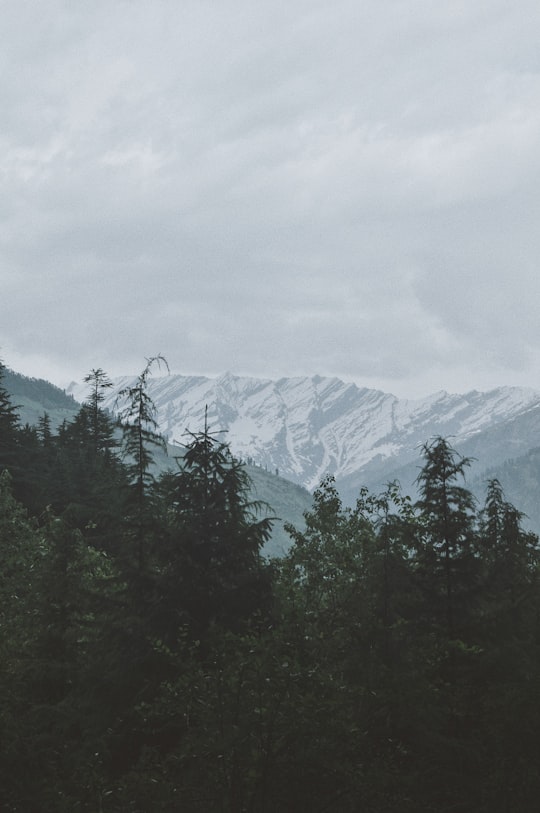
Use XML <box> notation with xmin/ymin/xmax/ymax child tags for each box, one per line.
<box><xmin>6</xmin><ymin>366</ymin><xmax>540</xmax><ymax>539</ymax></box>
<box><xmin>4</xmin><ymin>367</ymin><xmax>78</xmax><ymax>428</ymax></box>
<box><xmin>68</xmin><ymin>371</ymin><xmax>540</xmax><ymax>508</ymax></box>
<box><xmin>3</xmin><ymin>368</ymin><xmax>312</xmax><ymax>555</ymax></box>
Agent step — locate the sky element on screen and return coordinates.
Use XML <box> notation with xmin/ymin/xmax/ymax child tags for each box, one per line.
<box><xmin>2</xmin><ymin>0</ymin><xmax>540</xmax><ymax>399</ymax></box>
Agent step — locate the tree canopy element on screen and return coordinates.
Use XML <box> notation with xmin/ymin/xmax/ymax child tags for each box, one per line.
<box><xmin>1</xmin><ymin>372</ymin><xmax>540</xmax><ymax>812</ymax></box>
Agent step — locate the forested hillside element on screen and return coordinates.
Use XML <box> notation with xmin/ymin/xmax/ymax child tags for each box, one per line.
<box><xmin>3</xmin><ymin>366</ymin><xmax>312</xmax><ymax>556</ymax></box>
<box><xmin>3</xmin><ymin>366</ymin><xmax>78</xmax><ymax>427</ymax></box>
<box><xmin>1</xmin><ymin>359</ymin><xmax>540</xmax><ymax>811</ymax></box>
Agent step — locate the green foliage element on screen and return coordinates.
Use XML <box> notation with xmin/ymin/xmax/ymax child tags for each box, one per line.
<box><xmin>2</xmin><ymin>363</ymin><xmax>540</xmax><ymax>813</ymax></box>
<box><xmin>0</xmin><ymin>474</ymin><xmax>119</xmax><ymax>811</ymax></box>
<box><xmin>83</xmin><ymin>368</ymin><xmax>117</xmax><ymax>458</ymax></box>
<box><xmin>2</xmin><ymin>365</ymin><xmax>78</xmax><ymax>430</ymax></box>
<box><xmin>415</xmin><ymin>436</ymin><xmax>479</xmax><ymax>637</ymax></box>
<box><xmin>2</xmin><ymin>366</ymin><xmax>77</xmax><ymax>411</ymax></box>
<box><xmin>156</xmin><ymin>418</ymin><xmax>274</xmax><ymax>638</ymax></box>
<box><xmin>116</xmin><ymin>355</ymin><xmax>169</xmax><ymax>509</ymax></box>
<box><xmin>0</xmin><ymin>360</ymin><xmax>21</xmax><ymax>474</ymax></box>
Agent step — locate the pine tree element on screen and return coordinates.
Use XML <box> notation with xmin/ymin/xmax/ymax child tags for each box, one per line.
<box><xmin>0</xmin><ymin>360</ymin><xmax>20</xmax><ymax>475</ymax></box>
<box><xmin>0</xmin><ymin>470</ymin><xmax>46</xmax><ymax>810</ymax></box>
<box><xmin>83</xmin><ymin>367</ymin><xmax>117</xmax><ymax>459</ymax></box>
<box><xmin>157</xmin><ymin>413</ymin><xmax>273</xmax><ymax>638</ymax></box>
<box><xmin>116</xmin><ymin>356</ymin><xmax>168</xmax><ymax>513</ymax></box>
<box><xmin>479</xmin><ymin>478</ymin><xmax>540</xmax><ymax>636</ymax></box>
<box><xmin>415</xmin><ymin>436</ymin><xmax>477</xmax><ymax>637</ymax></box>
<box><xmin>109</xmin><ymin>356</ymin><xmax>170</xmax><ymax>624</ymax></box>
<box><xmin>37</xmin><ymin>412</ymin><xmax>53</xmax><ymax>445</ymax></box>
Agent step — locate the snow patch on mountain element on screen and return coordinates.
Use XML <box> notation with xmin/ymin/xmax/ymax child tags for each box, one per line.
<box><xmin>67</xmin><ymin>374</ymin><xmax>540</xmax><ymax>493</ymax></box>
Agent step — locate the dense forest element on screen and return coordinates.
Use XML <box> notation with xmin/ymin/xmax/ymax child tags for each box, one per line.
<box><xmin>1</xmin><ymin>358</ymin><xmax>540</xmax><ymax>812</ymax></box>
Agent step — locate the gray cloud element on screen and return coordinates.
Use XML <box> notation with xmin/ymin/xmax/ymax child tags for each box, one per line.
<box><xmin>2</xmin><ymin>0</ymin><xmax>540</xmax><ymax>396</ymax></box>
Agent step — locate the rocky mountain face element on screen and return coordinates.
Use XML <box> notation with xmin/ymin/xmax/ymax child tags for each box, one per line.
<box><xmin>69</xmin><ymin>372</ymin><xmax>540</xmax><ymax>505</ymax></box>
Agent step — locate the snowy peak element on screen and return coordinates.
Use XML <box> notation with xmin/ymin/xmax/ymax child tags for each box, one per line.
<box><xmin>68</xmin><ymin>373</ymin><xmax>540</xmax><ymax>493</ymax></box>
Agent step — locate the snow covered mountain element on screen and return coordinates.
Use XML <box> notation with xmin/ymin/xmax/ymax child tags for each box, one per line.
<box><xmin>68</xmin><ymin>372</ymin><xmax>540</xmax><ymax>501</ymax></box>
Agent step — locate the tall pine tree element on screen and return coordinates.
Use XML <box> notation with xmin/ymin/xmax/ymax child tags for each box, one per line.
<box><xmin>156</xmin><ymin>413</ymin><xmax>273</xmax><ymax>638</ymax></box>
<box><xmin>415</xmin><ymin>436</ymin><xmax>477</xmax><ymax>637</ymax></box>
<box><xmin>0</xmin><ymin>360</ymin><xmax>20</xmax><ymax>476</ymax></box>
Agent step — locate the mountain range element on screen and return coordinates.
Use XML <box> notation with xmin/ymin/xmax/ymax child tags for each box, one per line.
<box><xmin>67</xmin><ymin>371</ymin><xmax>540</xmax><ymax>521</ymax></box>
<box><xmin>2</xmin><ymin>368</ymin><xmax>313</xmax><ymax>556</ymax></box>
<box><xmin>6</xmin><ymin>367</ymin><xmax>540</xmax><ymax>541</ymax></box>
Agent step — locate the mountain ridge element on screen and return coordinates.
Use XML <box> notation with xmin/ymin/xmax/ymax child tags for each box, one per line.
<box><xmin>67</xmin><ymin>371</ymin><xmax>540</xmax><ymax>498</ymax></box>
<box><xmin>6</xmin><ymin>365</ymin><xmax>540</xmax><ymax>536</ymax></box>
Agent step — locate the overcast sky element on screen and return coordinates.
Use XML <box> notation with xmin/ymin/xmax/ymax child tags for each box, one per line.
<box><xmin>2</xmin><ymin>0</ymin><xmax>540</xmax><ymax>398</ymax></box>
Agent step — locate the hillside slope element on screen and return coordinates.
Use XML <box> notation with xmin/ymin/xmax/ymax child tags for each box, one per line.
<box><xmin>4</xmin><ymin>369</ymin><xmax>310</xmax><ymax>554</ymax></box>
<box><xmin>4</xmin><ymin>367</ymin><xmax>78</xmax><ymax>428</ymax></box>
<box><xmin>68</xmin><ymin>371</ymin><xmax>540</xmax><ymax>502</ymax></box>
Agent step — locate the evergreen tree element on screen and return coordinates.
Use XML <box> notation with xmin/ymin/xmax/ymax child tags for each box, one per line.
<box><xmin>5</xmin><ymin>354</ymin><xmax>540</xmax><ymax>813</ymax></box>
<box><xmin>0</xmin><ymin>360</ymin><xmax>20</xmax><ymax>475</ymax></box>
<box><xmin>109</xmin><ymin>356</ymin><xmax>169</xmax><ymax>601</ymax></box>
<box><xmin>0</xmin><ymin>470</ymin><xmax>45</xmax><ymax>811</ymax></box>
<box><xmin>157</xmin><ymin>414</ymin><xmax>273</xmax><ymax>638</ymax></box>
<box><xmin>415</xmin><ymin>436</ymin><xmax>477</xmax><ymax>637</ymax></box>
<box><xmin>0</xmin><ymin>472</ymin><xmax>116</xmax><ymax>811</ymax></box>
<box><xmin>479</xmin><ymin>478</ymin><xmax>540</xmax><ymax>636</ymax></box>
<box><xmin>83</xmin><ymin>367</ymin><xmax>117</xmax><ymax>459</ymax></box>
<box><xmin>116</xmin><ymin>356</ymin><xmax>168</xmax><ymax>512</ymax></box>
<box><xmin>49</xmin><ymin>405</ymin><xmax>128</xmax><ymax>554</ymax></box>
<box><xmin>37</xmin><ymin>412</ymin><xmax>53</xmax><ymax>445</ymax></box>
<box><xmin>276</xmin><ymin>478</ymin><xmax>419</xmax><ymax>810</ymax></box>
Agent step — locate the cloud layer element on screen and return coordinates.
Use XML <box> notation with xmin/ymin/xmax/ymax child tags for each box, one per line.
<box><xmin>2</xmin><ymin>0</ymin><xmax>540</xmax><ymax>396</ymax></box>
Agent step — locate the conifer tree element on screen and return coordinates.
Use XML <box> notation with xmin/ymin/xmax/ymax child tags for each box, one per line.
<box><xmin>0</xmin><ymin>470</ymin><xmax>46</xmax><ymax>810</ymax></box>
<box><xmin>0</xmin><ymin>360</ymin><xmax>20</xmax><ymax>475</ymax></box>
<box><xmin>111</xmin><ymin>356</ymin><xmax>169</xmax><ymax>618</ymax></box>
<box><xmin>157</xmin><ymin>412</ymin><xmax>273</xmax><ymax>638</ymax></box>
<box><xmin>480</xmin><ymin>478</ymin><xmax>540</xmax><ymax>635</ymax></box>
<box><xmin>415</xmin><ymin>436</ymin><xmax>477</xmax><ymax>637</ymax></box>
<box><xmin>83</xmin><ymin>367</ymin><xmax>117</xmax><ymax>458</ymax></box>
<box><xmin>116</xmin><ymin>356</ymin><xmax>168</xmax><ymax>512</ymax></box>
<box><xmin>47</xmin><ymin>404</ymin><xmax>127</xmax><ymax>554</ymax></box>
<box><xmin>37</xmin><ymin>412</ymin><xmax>53</xmax><ymax>445</ymax></box>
